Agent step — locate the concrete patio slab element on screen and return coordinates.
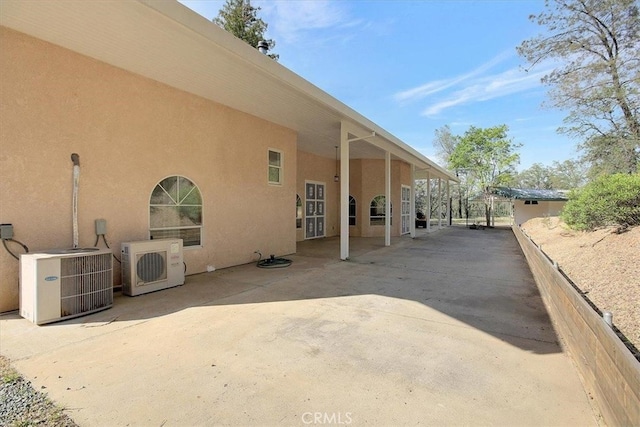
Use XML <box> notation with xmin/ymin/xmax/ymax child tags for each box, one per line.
<box><xmin>0</xmin><ymin>227</ymin><xmax>598</xmax><ymax>426</ymax></box>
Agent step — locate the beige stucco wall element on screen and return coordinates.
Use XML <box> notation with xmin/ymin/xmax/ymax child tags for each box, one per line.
<box><xmin>294</xmin><ymin>156</ymin><xmax>412</xmax><ymax>241</ymax></box>
<box><xmin>353</xmin><ymin>159</ymin><xmax>411</xmax><ymax>238</ymax></box>
<box><xmin>514</xmin><ymin>200</ymin><xmax>566</xmax><ymax>226</ymax></box>
<box><xmin>0</xmin><ymin>27</ymin><xmax>297</xmax><ymax>312</ymax></box>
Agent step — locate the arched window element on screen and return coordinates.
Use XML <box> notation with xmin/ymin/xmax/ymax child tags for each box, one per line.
<box><xmin>349</xmin><ymin>195</ymin><xmax>356</xmax><ymax>226</ymax></box>
<box><xmin>150</xmin><ymin>176</ymin><xmax>202</xmax><ymax>247</ymax></box>
<box><xmin>296</xmin><ymin>194</ymin><xmax>303</xmax><ymax>229</ymax></box>
<box><xmin>370</xmin><ymin>195</ymin><xmax>392</xmax><ymax>226</ymax></box>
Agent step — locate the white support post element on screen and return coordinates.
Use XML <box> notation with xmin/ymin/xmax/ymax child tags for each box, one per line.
<box><xmin>446</xmin><ymin>180</ymin><xmax>451</xmax><ymax>226</ymax></box>
<box><xmin>410</xmin><ymin>164</ymin><xmax>416</xmax><ymax>238</ymax></box>
<box><xmin>438</xmin><ymin>178</ymin><xmax>442</xmax><ymax>227</ymax></box>
<box><xmin>339</xmin><ymin>123</ymin><xmax>350</xmax><ymax>260</ymax></box>
<box><xmin>426</xmin><ymin>172</ymin><xmax>431</xmax><ymax>232</ymax></box>
<box><xmin>385</xmin><ymin>151</ymin><xmax>391</xmax><ymax>246</ymax></box>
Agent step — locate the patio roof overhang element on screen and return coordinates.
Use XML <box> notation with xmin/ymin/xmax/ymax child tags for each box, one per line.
<box><xmin>0</xmin><ymin>0</ymin><xmax>458</xmax><ymax>183</ymax></box>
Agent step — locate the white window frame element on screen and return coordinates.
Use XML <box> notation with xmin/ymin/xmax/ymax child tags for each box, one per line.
<box><xmin>401</xmin><ymin>185</ymin><xmax>411</xmax><ymax>235</ymax></box>
<box><xmin>304</xmin><ymin>180</ymin><xmax>326</xmax><ymax>239</ymax></box>
<box><xmin>268</xmin><ymin>149</ymin><xmax>283</xmax><ymax>185</ymax></box>
<box><xmin>296</xmin><ymin>194</ymin><xmax>303</xmax><ymax>229</ymax></box>
<box><xmin>370</xmin><ymin>195</ymin><xmax>392</xmax><ymax>226</ymax></box>
<box><xmin>349</xmin><ymin>195</ymin><xmax>356</xmax><ymax>226</ymax></box>
<box><xmin>149</xmin><ymin>175</ymin><xmax>203</xmax><ymax>248</ymax></box>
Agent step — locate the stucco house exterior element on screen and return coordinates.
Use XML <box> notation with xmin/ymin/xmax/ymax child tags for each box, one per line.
<box><xmin>491</xmin><ymin>187</ymin><xmax>569</xmax><ymax>226</ymax></box>
<box><xmin>0</xmin><ymin>0</ymin><xmax>457</xmax><ymax>312</ymax></box>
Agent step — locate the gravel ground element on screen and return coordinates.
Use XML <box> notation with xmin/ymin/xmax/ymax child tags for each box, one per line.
<box><xmin>0</xmin><ymin>356</ymin><xmax>77</xmax><ymax>427</ymax></box>
<box><xmin>521</xmin><ymin>217</ymin><xmax>640</xmax><ymax>357</ymax></box>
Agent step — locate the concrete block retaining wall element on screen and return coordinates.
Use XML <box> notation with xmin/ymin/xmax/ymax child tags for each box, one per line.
<box><xmin>512</xmin><ymin>225</ymin><xmax>640</xmax><ymax>426</ymax></box>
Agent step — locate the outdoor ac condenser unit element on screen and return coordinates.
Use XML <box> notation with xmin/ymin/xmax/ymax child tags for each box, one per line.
<box><xmin>20</xmin><ymin>248</ymin><xmax>114</xmax><ymax>325</ymax></box>
<box><xmin>121</xmin><ymin>239</ymin><xmax>184</xmax><ymax>296</ymax></box>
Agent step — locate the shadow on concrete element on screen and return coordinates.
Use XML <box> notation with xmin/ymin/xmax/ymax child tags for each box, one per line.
<box><xmin>1</xmin><ymin>226</ymin><xmax>561</xmax><ymax>356</ymax></box>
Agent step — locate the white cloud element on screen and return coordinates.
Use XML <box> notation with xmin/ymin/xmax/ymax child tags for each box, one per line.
<box><xmin>394</xmin><ymin>78</ymin><xmax>459</xmax><ymax>103</ymax></box>
<box><xmin>421</xmin><ymin>67</ymin><xmax>550</xmax><ymax>116</ymax></box>
<box><xmin>392</xmin><ymin>49</ymin><xmax>557</xmax><ymax>118</ymax></box>
<box><xmin>394</xmin><ymin>50</ymin><xmax>513</xmax><ymax>103</ymax></box>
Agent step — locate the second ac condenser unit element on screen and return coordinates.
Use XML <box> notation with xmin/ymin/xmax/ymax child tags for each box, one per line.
<box><xmin>121</xmin><ymin>239</ymin><xmax>184</xmax><ymax>296</ymax></box>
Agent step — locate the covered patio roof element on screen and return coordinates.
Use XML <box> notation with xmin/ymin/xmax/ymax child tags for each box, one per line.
<box><xmin>0</xmin><ymin>0</ymin><xmax>457</xmax><ymax>182</ymax></box>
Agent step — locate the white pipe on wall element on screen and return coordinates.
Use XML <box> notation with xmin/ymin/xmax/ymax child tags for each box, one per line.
<box><xmin>71</xmin><ymin>153</ymin><xmax>80</xmax><ymax>248</ymax></box>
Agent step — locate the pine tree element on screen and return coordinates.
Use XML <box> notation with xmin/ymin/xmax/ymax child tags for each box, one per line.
<box><xmin>213</xmin><ymin>0</ymin><xmax>278</xmax><ymax>60</ymax></box>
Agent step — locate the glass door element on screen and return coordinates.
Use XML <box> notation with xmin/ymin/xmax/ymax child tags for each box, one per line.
<box><xmin>401</xmin><ymin>185</ymin><xmax>411</xmax><ymax>235</ymax></box>
<box><xmin>305</xmin><ymin>181</ymin><xmax>325</xmax><ymax>239</ymax></box>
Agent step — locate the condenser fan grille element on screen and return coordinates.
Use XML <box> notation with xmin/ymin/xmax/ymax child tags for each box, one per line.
<box><xmin>60</xmin><ymin>252</ymin><xmax>113</xmax><ymax>318</ymax></box>
<box><xmin>121</xmin><ymin>239</ymin><xmax>184</xmax><ymax>296</ymax></box>
<box><xmin>136</xmin><ymin>251</ymin><xmax>167</xmax><ymax>283</ymax></box>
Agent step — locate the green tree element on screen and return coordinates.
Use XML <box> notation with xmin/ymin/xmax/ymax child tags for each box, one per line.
<box><xmin>414</xmin><ymin>179</ymin><xmax>444</xmax><ymax>221</ymax></box>
<box><xmin>514</xmin><ymin>163</ymin><xmax>553</xmax><ymax>189</ymax></box>
<box><xmin>549</xmin><ymin>159</ymin><xmax>588</xmax><ymax>189</ymax></box>
<box><xmin>449</xmin><ymin>125</ymin><xmax>521</xmax><ymax>226</ymax></box>
<box><xmin>433</xmin><ymin>125</ymin><xmax>460</xmax><ymax>164</ymax></box>
<box><xmin>517</xmin><ymin>0</ymin><xmax>640</xmax><ymax>175</ymax></box>
<box><xmin>561</xmin><ymin>173</ymin><xmax>640</xmax><ymax>230</ymax></box>
<box><xmin>214</xmin><ymin>0</ymin><xmax>278</xmax><ymax>60</ymax></box>
<box><xmin>581</xmin><ymin>133</ymin><xmax>639</xmax><ymax>178</ymax></box>
<box><xmin>513</xmin><ymin>160</ymin><xmax>587</xmax><ymax>190</ymax></box>
<box><xmin>432</xmin><ymin>125</ymin><xmax>468</xmax><ymax>219</ymax></box>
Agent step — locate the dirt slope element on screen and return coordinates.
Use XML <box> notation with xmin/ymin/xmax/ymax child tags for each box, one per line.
<box><xmin>521</xmin><ymin>217</ymin><xmax>639</xmax><ymax>354</ymax></box>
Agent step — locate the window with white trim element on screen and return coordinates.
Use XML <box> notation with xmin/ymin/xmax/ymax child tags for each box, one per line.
<box><xmin>370</xmin><ymin>195</ymin><xmax>392</xmax><ymax>226</ymax></box>
<box><xmin>150</xmin><ymin>176</ymin><xmax>202</xmax><ymax>246</ymax></box>
<box><xmin>268</xmin><ymin>149</ymin><xmax>282</xmax><ymax>185</ymax></box>
<box><xmin>349</xmin><ymin>195</ymin><xmax>356</xmax><ymax>226</ymax></box>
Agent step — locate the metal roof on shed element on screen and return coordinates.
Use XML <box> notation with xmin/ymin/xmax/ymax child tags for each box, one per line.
<box><xmin>491</xmin><ymin>187</ymin><xmax>569</xmax><ymax>201</ymax></box>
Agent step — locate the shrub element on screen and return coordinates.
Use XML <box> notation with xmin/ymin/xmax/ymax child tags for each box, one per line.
<box><xmin>561</xmin><ymin>173</ymin><xmax>640</xmax><ymax>231</ymax></box>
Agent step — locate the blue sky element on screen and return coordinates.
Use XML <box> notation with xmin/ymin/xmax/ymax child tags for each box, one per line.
<box><xmin>180</xmin><ymin>0</ymin><xmax>578</xmax><ymax>171</ymax></box>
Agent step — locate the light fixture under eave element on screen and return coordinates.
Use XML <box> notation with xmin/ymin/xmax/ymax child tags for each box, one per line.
<box><xmin>334</xmin><ymin>145</ymin><xmax>340</xmax><ymax>182</ymax></box>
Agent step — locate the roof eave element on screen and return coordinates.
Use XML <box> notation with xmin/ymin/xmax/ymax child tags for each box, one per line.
<box><xmin>0</xmin><ymin>0</ymin><xmax>459</xmax><ymax>181</ymax></box>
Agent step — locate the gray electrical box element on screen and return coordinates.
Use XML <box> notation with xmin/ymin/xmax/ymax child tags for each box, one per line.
<box><xmin>95</xmin><ymin>219</ymin><xmax>107</xmax><ymax>236</ymax></box>
<box><xmin>0</xmin><ymin>224</ymin><xmax>14</xmax><ymax>240</ymax></box>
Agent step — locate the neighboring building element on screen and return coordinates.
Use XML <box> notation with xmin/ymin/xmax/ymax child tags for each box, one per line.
<box><xmin>465</xmin><ymin>193</ymin><xmax>512</xmax><ymax>227</ymax></box>
<box><xmin>0</xmin><ymin>0</ymin><xmax>457</xmax><ymax>312</ymax></box>
<box><xmin>491</xmin><ymin>187</ymin><xmax>569</xmax><ymax>226</ymax></box>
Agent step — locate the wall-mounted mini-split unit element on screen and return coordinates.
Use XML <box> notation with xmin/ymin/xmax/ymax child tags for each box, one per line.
<box><xmin>20</xmin><ymin>248</ymin><xmax>114</xmax><ymax>325</ymax></box>
<box><xmin>121</xmin><ymin>238</ymin><xmax>184</xmax><ymax>296</ymax></box>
